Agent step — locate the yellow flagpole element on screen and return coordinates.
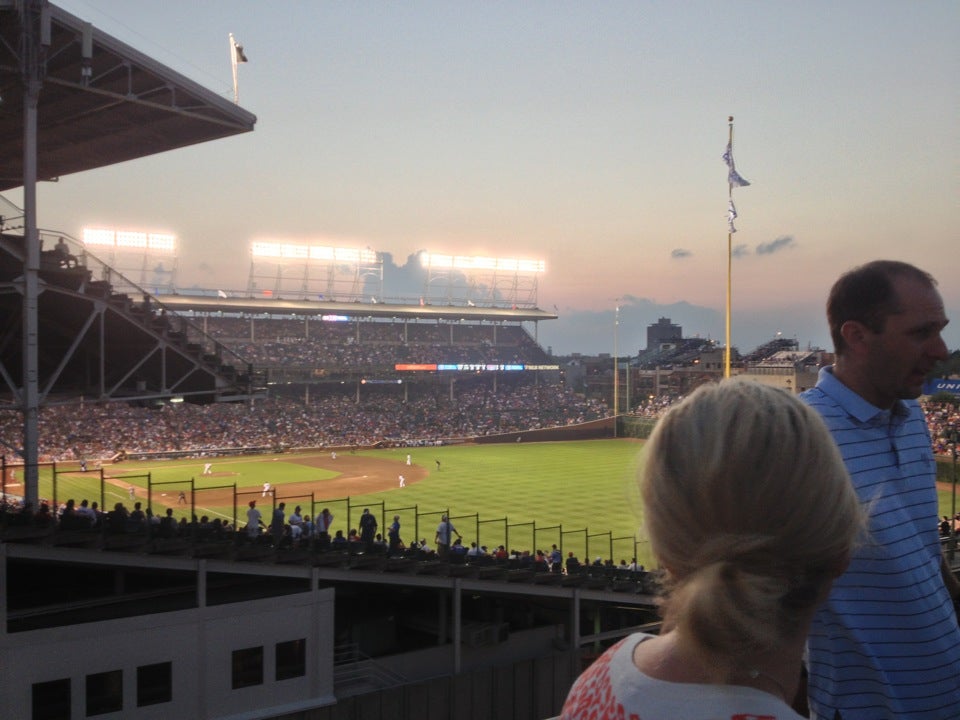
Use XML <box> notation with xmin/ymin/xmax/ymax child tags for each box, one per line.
<box><xmin>725</xmin><ymin>117</ymin><xmax>734</xmax><ymax>379</ymax></box>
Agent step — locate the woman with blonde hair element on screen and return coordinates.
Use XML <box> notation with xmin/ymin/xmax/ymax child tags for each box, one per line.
<box><xmin>561</xmin><ymin>379</ymin><xmax>864</xmax><ymax>719</ymax></box>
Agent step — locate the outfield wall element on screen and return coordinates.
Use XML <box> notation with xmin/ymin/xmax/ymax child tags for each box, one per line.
<box><xmin>473</xmin><ymin>417</ymin><xmax>614</xmax><ymax>444</ymax></box>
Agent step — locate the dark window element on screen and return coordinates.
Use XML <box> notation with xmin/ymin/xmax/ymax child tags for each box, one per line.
<box><xmin>232</xmin><ymin>646</ymin><xmax>263</xmax><ymax>689</ymax></box>
<box><xmin>85</xmin><ymin>670</ymin><xmax>122</xmax><ymax>716</ymax></box>
<box><xmin>137</xmin><ymin>662</ymin><xmax>172</xmax><ymax>707</ymax></box>
<box><xmin>275</xmin><ymin>639</ymin><xmax>306</xmax><ymax>681</ymax></box>
<box><xmin>32</xmin><ymin>678</ymin><xmax>71</xmax><ymax>720</ymax></box>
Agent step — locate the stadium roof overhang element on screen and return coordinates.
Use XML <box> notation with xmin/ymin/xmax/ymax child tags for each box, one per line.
<box><xmin>0</xmin><ymin>1</ymin><xmax>257</xmax><ymax>192</ymax></box>
<box><xmin>155</xmin><ymin>294</ymin><xmax>559</xmax><ymax>323</ymax></box>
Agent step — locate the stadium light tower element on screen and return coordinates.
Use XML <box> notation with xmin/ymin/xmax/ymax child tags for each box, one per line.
<box><xmin>82</xmin><ymin>227</ymin><xmax>178</xmax><ymax>293</ymax></box>
<box><xmin>420</xmin><ymin>252</ymin><xmax>545</xmax><ymax>308</ymax></box>
<box><xmin>248</xmin><ymin>241</ymin><xmax>381</xmax><ymax>301</ymax></box>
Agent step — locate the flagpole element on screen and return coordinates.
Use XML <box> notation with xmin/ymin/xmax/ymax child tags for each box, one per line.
<box><xmin>725</xmin><ymin>116</ymin><xmax>733</xmax><ymax>379</ymax></box>
<box><xmin>721</xmin><ymin>116</ymin><xmax>749</xmax><ymax>379</ymax></box>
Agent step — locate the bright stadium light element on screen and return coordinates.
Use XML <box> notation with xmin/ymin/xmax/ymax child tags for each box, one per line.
<box><xmin>116</xmin><ymin>231</ymin><xmax>148</xmax><ymax>249</ymax></box>
<box><xmin>252</xmin><ymin>241</ymin><xmax>377</xmax><ymax>264</ymax></box>
<box><xmin>309</xmin><ymin>246</ymin><xmax>336</xmax><ymax>261</ymax></box>
<box><xmin>421</xmin><ymin>252</ymin><xmax>453</xmax><ymax>269</ymax></box>
<box><xmin>82</xmin><ymin>228</ymin><xmax>177</xmax><ymax>253</ymax></box>
<box><xmin>148</xmin><ymin>233</ymin><xmax>176</xmax><ymax>252</ymax></box>
<box><xmin>280</xmin><ymin>244</ymin><xmax>309</xmax><ymax>259</ymax></box>
<box><xmin>421</xmin><ymin>251</ymin><xmax>545</xmax><ymax>274</ymax></box>
<box><xmin>82</xmin><ymin>228</ymin><xmax>115</xmax><ymax>247</ymax></box>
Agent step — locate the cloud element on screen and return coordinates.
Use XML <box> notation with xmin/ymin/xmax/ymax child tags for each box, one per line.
<box><xmin>379</xmin><ymin>250</ymin><xmax>495</xmax><ymax>304</ymax></box>
<box><xmin>671</xmin><ymin>248</ymin><xmax>692</xmax><ymax>259</ymax></box>
<box><xmin>379</xmin><ymin>251</ymin><xmax>428</xmax><ymax>299</ymax></box>
<box><xmin>197</xmin><ymin>262</ymin><xmax>214</xmax><ymax>275</ymax></box>
<box><xmin>756</xmin><ymin>235</ymin><xmax>796</xmax><ymax>255</ymax></box>
<box><xmin>731</xmin><ymin>244</ymin><xmax>750</xmax><ymax>258</ymax></box>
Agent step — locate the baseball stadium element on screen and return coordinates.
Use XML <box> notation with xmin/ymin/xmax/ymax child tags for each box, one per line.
<box><xmin>4</xmin><ymin>5</ymin><xmax>960</xmax><ymax>720</ymax></box>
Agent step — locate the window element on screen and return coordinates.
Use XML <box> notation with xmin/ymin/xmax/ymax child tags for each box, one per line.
<box><xmin>86</xmin><ymin>670</ymin><xmax>122</xmax><ymax>716</ymax></box>
<box><xmin>232</xmin><ymin>646</ymin><xmax>263</xmax><ymax>689</ymax></box>
<box><xmin>275</xmin><ymin>639</ymin><xmax>306</xmax><ymax>681</ymax></box>
<box><xmin>32</xmin><ymin>678</ymin><xmax>71</xmax><ymax>720</ymax></box>
<box><xmin>137</xmin><ymin>662</ymin><xmax>172</xmax><ymax>707</ymax></box>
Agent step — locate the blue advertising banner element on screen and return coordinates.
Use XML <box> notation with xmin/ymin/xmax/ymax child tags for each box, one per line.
<box><xmin>924</xmin><ymin>378</ymin><xmax>960</xmax><ymax>397</ymax></box>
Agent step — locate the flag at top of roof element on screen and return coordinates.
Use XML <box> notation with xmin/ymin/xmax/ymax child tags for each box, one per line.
<box><xmin>229</xmin><ymin>33</ymin><xmax>248</xmax><ymax>104</ymax></box>
<box><xmin>233</xmin><ymin>38</ymin><xmax>248</xmax><ymax>63</ymax></box>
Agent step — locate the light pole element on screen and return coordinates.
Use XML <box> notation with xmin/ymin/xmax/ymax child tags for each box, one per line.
<box><xmin>613</xmin><ymin>303</ymin><xmax>619</xmax><ymax>438</ymax></box>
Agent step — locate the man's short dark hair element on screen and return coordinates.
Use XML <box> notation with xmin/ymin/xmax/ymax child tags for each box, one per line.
<box><xmin>827</xmin><ymin>260</ymin><xmax>936</xmax><ymax>354</ymax></box>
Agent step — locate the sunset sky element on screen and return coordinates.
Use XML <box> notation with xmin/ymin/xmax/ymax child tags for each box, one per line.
<box><xmin>8</xmin><ymin>1</ymin><xmax>959</xmax><ymax>356</ymax></box>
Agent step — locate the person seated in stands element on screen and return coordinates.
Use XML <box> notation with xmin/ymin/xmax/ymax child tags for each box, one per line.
<box><xmin>330</xmin><ymin>529</ymin><xmax>348</xmax><ymax>549</ymax></box>
<box><xmin>417</xmin><ymin>538</ymin><xmax>435</xmax><ymax>559</ymax></box>
<box><xmin>34</xmin><ymin>502</ymin><xmax>53</xmax><ymax>527</ymax></box>
<box><xmin>58</xmin><ymin>498</ymin><xmax>80</xmax><ymax>529</ymax></box>
<box><xmin>376</xmin><ymin>532</ymin><xmax>389</xmax><ymax>550</ymax></box>
<box><xmin>6</xmin><ymin>501</ymin><xmax>30</xmax><ymax>526</ymax></box>
<box><xmin>52</xmin><ymin>236</ymin><xmax>77</xmax><ymax>269</ymax></box>
<box><xmin>533</xmin><ymin>549</ymin><xmax>549</xmax><ymax>572</ymax></box>
<box><xmin>347</xmin><ymin>528</ymin><xmax>362</xmax><ymax>546</ymax></box>
<box><xmin>493</xmin><ymin>545</ymin><xmax>508</xmax><ymax>561</ymax></box>
<box><xmin>105</xmin><ymin>502</ymin><xmax>129</xmax><ymax>533</ymax></box>
<box><xmin>466</xmin><ymin>541</ymin><xmax>482</xmax><ymax>558</ymax></box>
<box><xmin>89</xmin><ymin>501</ymin><xmax>104</xmax><ymax>528</ymax></box>
<box><xmin>77</xmin><ymin>499</ymin><xmax>96</xmax><ymax>527</ymax></box>
<box><xmin>127</xmin><ymin>501</ymin><xmax>146</xmax><ymax>532</ymax></box>
<box><xmin>565</xmin><ymin>551</ymin><xmax>581</xmax><ymax>575</ymax></box>
<box><xmin>288</xmin><ymin>520</ymin><xmax>302</xmax><ymax>548</ymax></box>
<box><xmin>450</xmin><ymin>537</ymin><xmax>468</xmax><ymax>559</ymax></box>
<box><xmin>157</xmin><ymin>508</ymin><xmax>177</xmax><ymax>538</ymax></box>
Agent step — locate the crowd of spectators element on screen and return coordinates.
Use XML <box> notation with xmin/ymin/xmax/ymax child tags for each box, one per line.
<box><xmin>195</xmin><ymin>316</ymin><xmax>550</xmax><ymax>370</ymax></box>
<box><xmin>0</xmin><ymin>380</ymin><xmax>608</xmax><ymax>462</ymax></box>
<box><xmin>1</xmin><ymin>391</ymin><xmax>955</xmax><ymax>464</ymax></box>
<box><xmin>924</xmin><ymin>400</ymin><xmax>960</xmax><ymax>457</ymax></box>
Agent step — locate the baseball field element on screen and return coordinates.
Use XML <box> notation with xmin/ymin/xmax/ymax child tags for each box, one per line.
<box><xmin>13</xmin><ymin>438</ymin><xmax>960</xmax><ymax>569</ymax></box>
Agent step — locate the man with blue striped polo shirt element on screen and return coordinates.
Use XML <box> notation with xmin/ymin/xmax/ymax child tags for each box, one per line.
<box><xmin>801</xmin><ymin>260</ymin><xmax>960</xmax><ymax>719</ymax></box>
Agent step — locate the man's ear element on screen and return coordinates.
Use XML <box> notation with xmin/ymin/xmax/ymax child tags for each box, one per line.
<box><xmin>839</xmin><ymin>320</ymin><xmax>871</xmax><ymax>353</ymax></box>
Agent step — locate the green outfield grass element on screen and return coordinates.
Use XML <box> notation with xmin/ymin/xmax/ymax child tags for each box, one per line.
<box><xmin>361</xmin><ymin>441</ymin><xmax>648</xmax><ymax>564</ymax></box>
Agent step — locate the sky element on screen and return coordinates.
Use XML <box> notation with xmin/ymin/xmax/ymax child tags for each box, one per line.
<box><xmin>6</xmin><ymin>1</ymin><xmax>959</xmax><ymax>356</ymax></box>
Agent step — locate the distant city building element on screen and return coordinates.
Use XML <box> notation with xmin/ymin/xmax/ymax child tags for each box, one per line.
<box><xmin>646</xmin><ymin>317</ymin><xmax>682</xmax><ymax>351</ymax></box>
<box><xmin>738</xmin><ymin>349</ymin><xmax>827</xmax><ymax>394</ymax></box>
